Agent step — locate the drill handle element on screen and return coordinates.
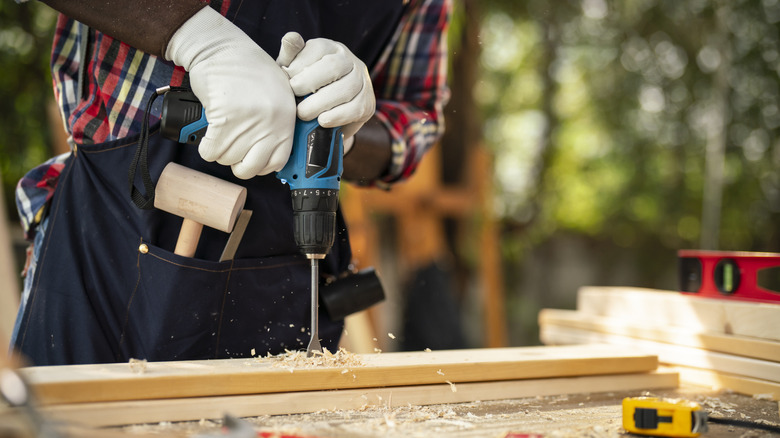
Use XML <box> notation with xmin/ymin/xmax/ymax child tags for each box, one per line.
<box><xmin>276</xmin><ymin>118</ymin><xmax>343</xmax><ymax>192</ymax></box>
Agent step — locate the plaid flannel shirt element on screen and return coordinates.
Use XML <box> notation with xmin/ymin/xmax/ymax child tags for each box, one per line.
<box><xmin>16</xmin><ymin>0</ymin><xmax>450</xmax><ymax>241</ymax></box>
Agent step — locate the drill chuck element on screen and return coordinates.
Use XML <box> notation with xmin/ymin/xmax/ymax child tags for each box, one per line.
<box><xmin>291</xmin><ymin>188</ymin><xmax>339</xmax><ymax>257</ymax></box>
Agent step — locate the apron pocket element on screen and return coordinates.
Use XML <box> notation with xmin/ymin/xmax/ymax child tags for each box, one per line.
<box><xmin>122</xmin><ymin>240</ymin><xmax>314</xmax><ymax>361</ymax></box>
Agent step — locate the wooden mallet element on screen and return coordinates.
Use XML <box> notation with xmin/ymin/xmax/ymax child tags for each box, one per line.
<box><xmin>154</xmin><ymin>162</ymin><xmax>247</xmax><ymax>258</ymax></box>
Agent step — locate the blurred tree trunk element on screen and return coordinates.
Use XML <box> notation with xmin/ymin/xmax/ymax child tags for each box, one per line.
<box><xmin>441</xmin><ymin>0</ymin><xmax>481</xmax><ymax>186</ymax></box>
<box><xmin>438</xmin><ymin>0</ymin><xmax>508</xmax><ymax>347</ymax></box>
<box><xmin>521</xmin><ymin>4</ymin><xmax>559</xmax><ymax>228</ymax></box>
<box><xmin>441</xmin><ymin>0</ymin><xmax>482</xmax><ymax>289</ymax></box>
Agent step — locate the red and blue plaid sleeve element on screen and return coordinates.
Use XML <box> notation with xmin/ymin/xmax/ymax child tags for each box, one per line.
<box><xmin>15</xmin><ymin>153</ymin><xmax>69</xmax><ymax>241</ymax></box>
<box><xmin>370</xmin><ymin>0</ymin><xmax>452</xmax><ymax>185</ymax></box>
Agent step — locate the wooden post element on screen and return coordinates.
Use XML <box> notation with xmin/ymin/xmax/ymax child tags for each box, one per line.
<box><xmin>0</xmin><ymin>169</ymin><xmax>21</xmax><ymax>341</ymax></box>
<box><xmin>473</xmin><ymin>147</ymin><xmax>508</xmax><ymax>347</ymax></box>
<box><xmin>342</xmin><ymin>142</ymin><xmax>508</xmax><ymax>349</ymax></box>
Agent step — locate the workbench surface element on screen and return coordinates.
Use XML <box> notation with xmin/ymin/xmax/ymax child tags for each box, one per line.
<box><xmin>102</xmin><ymin>386</ymin><xmax>778</xmax><ymax>437</ymax></box>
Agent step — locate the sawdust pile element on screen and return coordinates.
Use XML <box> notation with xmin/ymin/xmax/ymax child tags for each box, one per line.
<box><xmin>258</xmin><ymin>347</ymin><xmax>365</xmax><ymax>371</ymax></box>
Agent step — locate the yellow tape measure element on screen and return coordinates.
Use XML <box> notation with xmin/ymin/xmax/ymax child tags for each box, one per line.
<box><xmin>622</xmin><ymin>397</ymin><xmax>708</xmax><ymax>437</ymax></box>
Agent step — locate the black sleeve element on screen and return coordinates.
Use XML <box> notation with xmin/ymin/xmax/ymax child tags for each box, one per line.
<box><xmin>40</xmin><ymin>0</ymin><xmax>210</xmax><ymax>58</ymax></box>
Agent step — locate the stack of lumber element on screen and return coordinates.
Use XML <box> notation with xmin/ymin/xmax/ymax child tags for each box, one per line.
<box><xmin>539</xmin><ymin>286</ymin><xmax>780</xmax><ymax>400</ymax></box>
<box><xmin>18</xmin><ymin>344</ymin><xmax>678</xmax><ymax>427</ymax></box>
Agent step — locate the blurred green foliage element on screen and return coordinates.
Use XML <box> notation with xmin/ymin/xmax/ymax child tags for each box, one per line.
<box><xmin>479</xmin><ymin>0</ymin><xmax>780</xmax><ymax>255</ymax></box>
<box><xmin>2</xmin><ymin>0</ymin><xmax>778</xmax><ymax>263</ymax></box>
<box><xmin>0</xmin><ymin>1</ymin><xmax>57</xmax><ymax>221</ymax></box>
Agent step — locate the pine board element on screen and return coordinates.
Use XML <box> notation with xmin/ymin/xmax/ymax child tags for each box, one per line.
<box><xmin>662</xmin><ymin>366</ymin><xmax>779</xmax><ymax>401</ymax></box>
<box><xmin>22</xmin><ymin>345</ymin><xmax>659</xmax><ymax>405</ymax></box>
<box><xmin>539</xmin><ymin>308</ymin><xmax>780</xmax><ymax>362</ymax></box>
<box><xmin>39</xmin><ymin>371</ymin><xmax>679</xmax><ymax>427</ymax></box>
<box><xmin>576</xmin><ymin>287</ymin><xmax>780</xmax><ymax>342</ymax></box>
<box><xmin>539</xmin><ymin>325</ymin><xmax>780</xmax><ymax>383</ymax></box>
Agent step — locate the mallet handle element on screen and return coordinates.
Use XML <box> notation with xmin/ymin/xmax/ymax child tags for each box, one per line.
<box><xmin>174</xmin><ymin>218</ymin><xmax>204</xmax><ymax>258</ymax></box>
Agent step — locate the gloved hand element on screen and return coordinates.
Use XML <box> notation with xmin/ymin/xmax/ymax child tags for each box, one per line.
<box><xmin>165</xmin><ymin>7</ymin><xmax>296</xmax><ymax>179</ymax></box>
<box><xmin>276</xmin><ymin>32</ymin><xmax>375</xmax><ymax>152</ymax></box>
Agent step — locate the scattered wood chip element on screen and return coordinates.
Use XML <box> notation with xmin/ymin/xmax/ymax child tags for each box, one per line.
<box><xmin>383</xmin><ymin>411</ymin><xmax>397</xmax><ymax>428</ymax></box>
<box><xmin>128</xmin><ymin>358</ymin><xmax>147</xmax><ymax>374</ymax></box>
<box><xmin>424</xmin><ymin>348</ymin><xmax>432</xmax><ymax>352</ymax></box>
<box><xmin>437</xmin><ymin>369</ymin><xmax>445</xmax><ymax>376</ymax></box>
<box><xmin>388</xmin><ymin>333</ymin><xmax>396</xmax><ymax>340</ymax></box>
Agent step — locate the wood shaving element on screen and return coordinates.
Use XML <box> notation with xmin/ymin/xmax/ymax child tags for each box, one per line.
<box><xmin>383</xmin><ymin>411</ymin><xmax>397</xmax><ymax>428</ymax></box>
<box><xmin>437</xmin><ymin>369</ymin><xmax>445</xmax><ymax>376</ymax></box>
<box><xmin>445</xmin><ymin>380</ymin><xmax>457</xmax><ymax>393</ymax></box>
<box><xmin>388</xmin><ymin>333</ymin><xmax>396</xmax><ymax>340</ymax></box>
<box><xmin>258</xmin><ymin>347</ymin><xmax>365</xmax><ymax>370</ymax></box>
<box><xmin>700</xmin><ymin>396</ymin><xmax>737</xmax><ymax>414</ymax></box>
<box><xmin>128</xmin><ymin>358</ymin><xmax>147</xmax><ymax>374</ymax></box>
<box><xmin>755</xmin><ymin>418</ymin><xmax>780</xmax><ymax>428</ymax></box>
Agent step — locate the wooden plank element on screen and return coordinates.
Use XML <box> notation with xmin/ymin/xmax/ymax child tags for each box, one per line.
<box><xmin>539</xmin><ymin>308</ymin><xmax>780</xmax><ymax>362</ymax></box>
<box><xmin>662</xmin><ymin>366</ymin><xmax>779</xmax><ymax>400</ymax></box>
<box><xmin>22</xmin><ymin>345</ymin><xmax>659</xmax><ymax>405</ymax></box>
<box><xmin>539</xmin><ymin>325</ymin><xmax>780</xmax><ymax>383</ymax></box>
<box><xmin>39</xmin><ymin>371</ymin><xmax>679</xmax><ymax>427</ymax></box>
<box><xmin>576</xmin><ymin>287</ymin><xmax>780</xmax><ymax>342</ymax></box>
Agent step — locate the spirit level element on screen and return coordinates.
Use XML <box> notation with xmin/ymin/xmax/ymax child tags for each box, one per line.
<box><xmin>678</xmin><ymin>250</ymin><xmax>780</xmax><ymax>303</ymax></box>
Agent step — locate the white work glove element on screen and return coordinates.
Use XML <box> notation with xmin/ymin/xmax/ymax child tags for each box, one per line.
<box><xmin>165</xmin><ymin>7</ymin><xmax>296</xmax><ymax>179</ymax></box>
<box><xmin>276</xmin><ymin>32</ymin><xmax>375</xmax><ymax>153</ymax></box>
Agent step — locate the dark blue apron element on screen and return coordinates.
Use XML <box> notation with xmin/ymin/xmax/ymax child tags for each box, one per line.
<box><xmin>14</xmin><ymin>0</ymin><xmax>405</xmax><ymax>366</ymax></box>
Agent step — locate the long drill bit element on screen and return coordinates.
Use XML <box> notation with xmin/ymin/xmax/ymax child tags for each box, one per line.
<box><xmin>306</xmin><ymin>257</ymin><xmax>322</xmax><ymax>356</ymax></box>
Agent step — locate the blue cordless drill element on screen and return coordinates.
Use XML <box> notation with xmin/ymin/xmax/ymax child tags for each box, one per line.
<box><xmin>160</xmin><ymin>88</ymin><xmax>343</xmax><ymax>356</ymax></box>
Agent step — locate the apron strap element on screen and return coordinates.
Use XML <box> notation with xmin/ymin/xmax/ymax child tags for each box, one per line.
<box><xmin>128</xmin><ymin>85</ymin><xmax>187</xmax><ymax>210</ymax></box>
